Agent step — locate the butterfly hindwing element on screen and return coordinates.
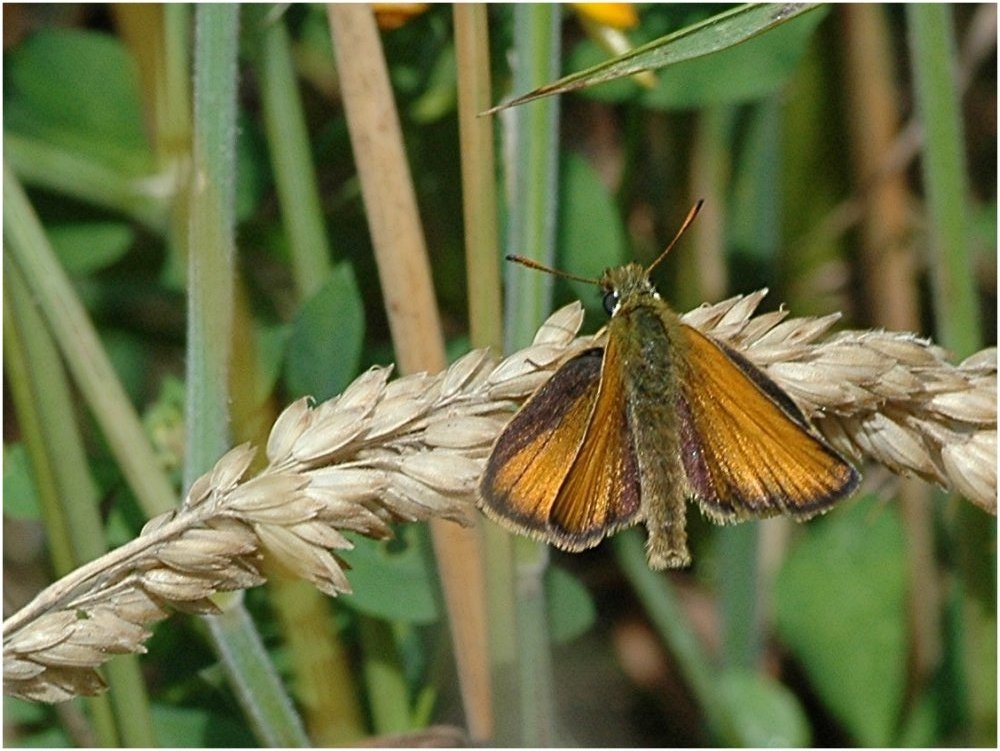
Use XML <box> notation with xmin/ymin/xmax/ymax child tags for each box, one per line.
<box><xmin>674</xmin><ymin>323</ymin><xmax>859</xmax><ymax>521</ymax></box>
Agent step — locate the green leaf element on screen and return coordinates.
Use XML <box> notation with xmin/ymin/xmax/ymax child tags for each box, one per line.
<box><xmin>774</xmin><ymin>497</ymin><xmax>908</xmax><ymax>745</ymax></box>
<box><xmin>569</xmin><ymin>6</ymin><xmax>827</xmax><ymax>109</ymax></box>
<box><xmin>339</xmin><ymin>528</ymin><xmax>439</xmax><ymax>625</ymax></box>
<box><xmin>715</xmin><ymin>669</ymin><xmax>812</xmax><ymax>746</ymax></box>
<box><xmin>150</xmin><ymin>702</ymin><xmax>257</xmax><ymax>746</ymax></box>
<box><xmin>4</xmin><ymin>28</ymin><xmax>152</xmax><ymax>175</ymax></box>
<box><xmin>3</xmin><ymin>443</ymin><xmax>40</xmax><ymax>520</ymax></box>
<box><xmin>556</xmin><ymin>150</ymin><xmax>627</xmax><ymax>306</ymax></box>
<box><xmin>545</xmin><ymin>565</ymin><xmax>596</xmax><ymax>644</ymax></box>
<box><xmin>253</xmin><ymin>322</ymin><xmax>290</xmax><ymax>403</ymax></box>
<box><xmin>493</xmin><ymin>4</ymin><xmax>823</xmax><ymax>111</ymax></box>
<box><xmin>282</xmin><ymin>263</ymin><xmax>365</xmax><ymax>401</ymax></box>
<box><xmin>47</xmin><ymin>223</ymin><xmax>135</xmax><ymax>275</ymax></box>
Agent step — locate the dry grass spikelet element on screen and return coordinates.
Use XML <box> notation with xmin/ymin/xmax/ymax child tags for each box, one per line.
<box><xmin>4</xmin><ymin>293</ymin><xmax>994</xmax><ymax>703</ymax></box>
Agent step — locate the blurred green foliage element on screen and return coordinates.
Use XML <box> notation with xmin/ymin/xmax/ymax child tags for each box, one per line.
<box><xmin>3</xmin><ymin>3</ymin><xmax>994</xmax><ymax>747</ymax></box>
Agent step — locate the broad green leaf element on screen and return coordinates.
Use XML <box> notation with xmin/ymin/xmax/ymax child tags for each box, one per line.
<box><xmin>492</xmin><ymin>4</ymin><xmax>822</xmax><ymax>111</ymax></box>
<box><xmin>150</xmin><ymin>703</ymin><xmax>256</xmax><ymax>747</ymax></box>
<box><xmin>339</xmin><ymin>528</ymin><xmax>439</xmax><ymax>625</ymax></box>
<box><xmin>545</xmin><ymin>565</ymin><xmax>597</xmax><ymax>644</ymax></box>
<box><xmin>282</xmin><ymin>262</ymin><xmax>365</xmax><ymax>402</ymax></box>
<box><xmin>715</xmin><ymin>669</ymin><xmax>812</xmax><ymax>747</ymax></box>
<box><xmin>774</xmin><ymin>497</ymin><xmax>908</xmax><ymax>745</ymax></box>
<box><xmin>47</xmin><ymin>223</ymin><xmax>135</xmax><ymax>275</ymax></box>
<box><xmin>557</xmin><ymin>150</ymin><xmax>627</xmax><ymax>307</ymax></box>
<box><xmin>4</xmin><ymin>28</ymin><xmax>152</xmax><ymax>175</ymax></box>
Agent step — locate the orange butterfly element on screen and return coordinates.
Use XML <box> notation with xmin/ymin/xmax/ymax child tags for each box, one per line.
<box><xmin>479</xmin><ymin>202</ymin><xmax>860</xmax><ymax>569</ymax></box>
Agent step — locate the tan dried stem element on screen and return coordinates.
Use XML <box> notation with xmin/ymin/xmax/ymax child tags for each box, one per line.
<box><xmin>4</xmin><ymin>294</ymin><xmax>995</xmax><ymax>703</ymax></box>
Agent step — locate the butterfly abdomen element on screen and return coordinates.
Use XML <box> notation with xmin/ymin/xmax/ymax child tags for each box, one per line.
<box><xmin>613</xmin><ymin>303</ymin><xmax>693</xmax><ymax>568</ymax></box>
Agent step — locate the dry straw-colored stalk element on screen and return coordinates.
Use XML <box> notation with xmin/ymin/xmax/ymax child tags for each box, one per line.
<box><xmin>4</xmin><ymin>292</ymin><xmax>995</xmax><ymax>703</ymax></box>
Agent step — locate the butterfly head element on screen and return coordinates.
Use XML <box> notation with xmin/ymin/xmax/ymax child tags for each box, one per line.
<box><xmin>599</xmin><ymin>201</ymin><xmax>703</xmax><ymax>317</ymax></box>
<box><xmin>599</xmin><ymin>263</ymin><xmax>658</xmax><ymax>316</ymax></box>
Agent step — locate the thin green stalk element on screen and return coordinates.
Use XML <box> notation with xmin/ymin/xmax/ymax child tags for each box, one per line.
<box><xmin>503</xmin><ymin>5</ymin><xmax>562</xmax><ymax>349</ymax></box>
<box><xmin>4</xmin><ymin>132</ymin><xmax>169</xmax><ymax>232</ymax></box>
<box><xmin>3</xmin><ymin>164</ymin><xmax>177</xmax><ymax>519</ymax></box>
<box><xmin>252</xmin><ymin>7</ymin><xmax>333</xmax><ymax>298</ymax></box>
<box><xmin>3</xmin><ymin>269</ymin><xmax>76</xmax><ymax>579</ymax></box>
<box><xmin>205</xmin><ymin>602</ymin><xmax>309</xmax><ymax>747</ymax></box>
<box><xmin>615</xmin><ymin>532</ymin><xmax>724</xmax><ymax>740</ymax></box>
<box><xmin>718</xmin><ymin>98</ymin><xmax>784</xmax><ymax>672</ymax></box>
<box><xmin>3</xmin><ymin>271</ymin><xmax>115</xmax><ymax>748</ymax></box>
<box><xmin>5</xmin><ymin>259</ymin><xmax>154</xmax><ymax>747</ymax></box>
<box><xmin>187</xmin><ymin>7</ymin><xmax>307</xmax><ymax>745</ymax></box>
<box><xmin>908</xmin><ymin>8</ymin><xmax>993</xmax><ymax>746</ymax></box>
<box><xmin>247</xmin><ymin>9</ymin><xmax>362</xmax><ymax>741</ymax></box>
<box><xmin>162</xmin><ymin>3</ymin><xmax>193</xmax><ymax>288</ymax></box>
<box><xmin>906</xmin><ymin>4</ymin><xmax>981</xmax><ymax>359</ymax></box>
<box><xmin>496</xmin><ymin>5</ymin><xmax>562</xmax><ymax>746</ymax></box>
<box><xmin>717</xmin><ymin>523</ymin><xmax>761</xmax><ymax>670</ymax></box>
<box><xmin>267</xmin><ymin>576</ymin><xmax>367</xmax><ymax>745</ymax></box>
<box><xmin>186</xmin><ymin>3</ymin><xmax>239</xmax><ymax>477</ymax></box>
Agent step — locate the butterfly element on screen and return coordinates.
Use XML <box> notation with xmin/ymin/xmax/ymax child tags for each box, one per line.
<box><xmin>479</xmin><ymin>202</ymin><xmax>860</xmax><ymax>569</ymax></box>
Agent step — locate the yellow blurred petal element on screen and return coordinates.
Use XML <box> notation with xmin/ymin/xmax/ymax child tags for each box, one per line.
<box><xmin>571</xmin><ymin>3</ymin><xmax>639</xmax><ymax>30</ymax></box>
<box><xmin>372</xmin><ymin>3</ymin><xmax>429</xmax><ymax>31</ymax></box>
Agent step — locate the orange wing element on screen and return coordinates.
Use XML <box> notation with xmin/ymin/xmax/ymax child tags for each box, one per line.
<box><xmin>675</xmin><ymin>324</ymin><xmax>859</xmax><ymax>522</ymax></box>
<box><xmin>548</xmin><ymin>333</ymin><xmax>642</xmax><ymax>547</ymax></box>
<box><xmin>480</xmin><ymin>341</ymin><xmax>642</xmax><ymax>551</ymax></box>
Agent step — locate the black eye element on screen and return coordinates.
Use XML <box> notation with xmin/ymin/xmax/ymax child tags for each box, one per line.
<box><xmin>602</xmin><ymin>290</ymin><xmax>619</xmax><ymax>315</ymax></box>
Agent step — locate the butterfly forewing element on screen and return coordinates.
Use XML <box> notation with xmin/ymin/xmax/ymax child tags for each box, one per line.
<box><xmin>480</xmin><ymin>342</ymin><xmax>643</xmax><ymax>551</ymax></box>
<box><xmin>480</xmin><ymin>349</ymin><xmax>601</xmax><ymax>539</ymax></box>
<box><xmin>548</xmin><ymin>333</ymin><xmax>642</xmax><ymax>546</ymax></box>
<box><xmin>675</xmin><ymin>323</ymin><xmax>859</xmax><ymax>521</ymax></box>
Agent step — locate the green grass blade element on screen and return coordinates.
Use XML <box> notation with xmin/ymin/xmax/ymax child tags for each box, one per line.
<box><xmin>5</xmin><ymin>236</ymin><xmax>155</xmax><ymax>748</ymax></box>
<box><xmin>906</xmin><ymin>4</ymin><xmax>982</xmax><ymax>357</ymax></box>
<box><xmin>186</xmin><ymin>7</ymin><xmax>308</xmax><ymax>745</ymax></box>
<box><xmin>185</xmin><ymin>3</ymin><xmax>239</xmax><ymax>478</ymax></box>
<box><xmin>2</xmin><ymin>164</ymin><xmax>177</xmax><ymax>518</ymax></box>
<box><xmin>251</xmin><ymin>7</ymin><xmax>334</xmax><ymax>298</ymax></box>
<box><xmin>4</xmin><ymin>132</ymin><xmax>169</xmax><ymax>231</ymax></box>
<box><xmin>614</xmin><ymin>533</ymin><xmax>722</xmax><ymax>735</ymax></box>
<box><xmin>493</xmin><ymin>5</ymin><xmax>563</xmax><ymax>745</ymax></box>
<box><xmin>907</xmin><ymin>8</ymin><xmax>993</xmax><ymax>746</ymax></box>
<box><xmin>492</xmin><ymin>3</ymin><xmax>821</xmax><ymax>111</ymax></box>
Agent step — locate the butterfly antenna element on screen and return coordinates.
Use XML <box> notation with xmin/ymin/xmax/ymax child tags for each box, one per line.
<box><xmin>506</xmin><ymin>254</ymin><xmax>599</xmax><ymax>285</ymax></box>
<box><xmin>645</xmin><ymin>199</ymin><xmax>704</xmax><ymax>277</ymax></box>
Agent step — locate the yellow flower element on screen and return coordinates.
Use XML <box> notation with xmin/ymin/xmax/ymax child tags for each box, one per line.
<box><xmin>372</xmin><ymin>3</ymin><xmax>429</xmax><ymax>31</ymax></box>
<box><xmin>571</xmin><ymin>3</ymin><xmax>639</xmax><ymax>30</ymax></box>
